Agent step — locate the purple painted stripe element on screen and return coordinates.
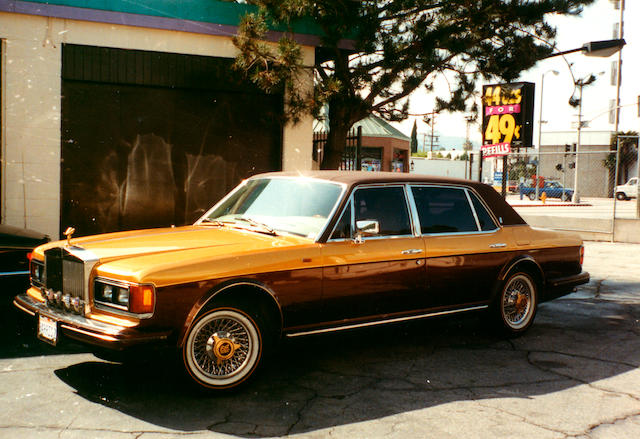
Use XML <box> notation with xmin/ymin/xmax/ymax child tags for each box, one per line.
<box><xmin>0</xmin><ymin>0</ymin><xmax>352</xmax><ymax>48</ymax></box>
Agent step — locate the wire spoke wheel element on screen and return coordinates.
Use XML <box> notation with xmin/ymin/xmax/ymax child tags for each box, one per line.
<box><xmin>499</xmin><ymin>272</ymin><xmax>537</xmax><ymax>333</ymax></box>
<box><xmin>184</xmin><ymin>307</ymin><xmax>262</xmax><ymax>389</ymax></box>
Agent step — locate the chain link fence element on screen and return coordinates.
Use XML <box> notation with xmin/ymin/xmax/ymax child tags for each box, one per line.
<box><xmin>456</xmin><ymin>136</ymin><xmax>639</xmax><ymax>239</ymax></box>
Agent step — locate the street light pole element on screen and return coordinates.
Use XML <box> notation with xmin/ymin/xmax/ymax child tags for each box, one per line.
<box><xmin>571</xmin><ymin>73</ymin><xmax>602</xmax><ymax>203</ymax></box>
<box><xmin>614</xmin><ymin>1</ymin><xmax>625</xmax><ymax>133</ymax></box>
<box><xmin>572</xmin><ymin>83</ymin><xmax>584</xmax><ymax>203</ymax></box>
<box><xmin>537</xmin><ymin>69</ymin><xmax>559</xmax><ymax>201</ymax></box>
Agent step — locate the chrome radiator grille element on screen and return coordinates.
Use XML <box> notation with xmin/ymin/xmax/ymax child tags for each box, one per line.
<box><xmin>62</xmin><ymin>259</ymin><xmax>84</xmax><ymax>298</ymax></box>
<box><xmin>43</xmin><ymin>247</ymin><xmax>87</xmax><ymax>314</ymax></box>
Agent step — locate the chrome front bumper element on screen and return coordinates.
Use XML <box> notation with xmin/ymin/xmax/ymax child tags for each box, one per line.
<box><xmin>14</xmin><ymin>293</ymin><xmax>170</xmax><ymax>350</ymax></box>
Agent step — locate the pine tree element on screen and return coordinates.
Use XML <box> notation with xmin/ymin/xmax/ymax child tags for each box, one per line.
<box><xmin>410</xmin><ymin>120</ymin><xmax>418</xmax><ymax>154</ymax></box>
<box><xmin>231</xmin><ymin>0</ymin><xmax>593</xmax><ymax>169</ymax></box>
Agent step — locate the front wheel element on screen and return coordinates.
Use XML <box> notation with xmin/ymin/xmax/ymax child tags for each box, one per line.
<box><xmin>615</xmin><ymin>192</ymin><xmax>627</xmax><ymax>201</ymax></box>
<box><xmin>560</xmin><ymin>193</ymin><xmax>570</xmax><ymax>202</ymax></box>
<box><xmin>494</xmin><ymin>272</ymin><xmax>538</xmax><ymax>335</ymax></box>
<box><xmin>183</xmin><ymin>307</ymin><xmax>264</xmax><ymax>390</ymax></box>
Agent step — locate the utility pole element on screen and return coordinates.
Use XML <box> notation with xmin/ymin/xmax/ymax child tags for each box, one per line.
<box><xmin>614</xmin><ymin>0</ymin><xmax>625</xmax><ymax>133</ymax></box>
<box><xmin>423</xmin><ymin>111</ymin><xmax>439</xmax><ymax>153</ymax></box>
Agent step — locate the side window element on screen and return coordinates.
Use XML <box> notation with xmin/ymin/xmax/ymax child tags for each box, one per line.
<box><xmin>329</xmin><ymin>201</ymin><xmax>352</xmax><ymax>240</ymax></box>
<box><xmin>469</xmin><ymin>191</ymin><xmax>498</xmax><ymax>231</ymax></box>
<box><xmin>411</xmin><ymin>186</ymin><xmax>478</xmax><ymax>234</ymax></box>
<box><xmin>354</xmin><ymin>187</ymin><xmax>412</xmax><ymax>237</ymax></box>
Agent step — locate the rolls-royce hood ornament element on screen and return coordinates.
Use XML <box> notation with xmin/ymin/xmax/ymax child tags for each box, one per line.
<box><xmin>64</xmin><ymin>226</ymin><xmax>75</xmax><ymax>246</ymax></box>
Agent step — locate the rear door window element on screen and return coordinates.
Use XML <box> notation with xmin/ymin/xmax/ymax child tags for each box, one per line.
<box><xmin>410</xmin><ymin>186</ymin><xmax>479</xmax><ymax>234</ymax></box>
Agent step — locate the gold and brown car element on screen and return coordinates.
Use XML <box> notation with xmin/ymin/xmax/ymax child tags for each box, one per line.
<box><xmin>14</xmin><ymin>171</ymin><xmax>589</xmax><ymax>390</ymax></box>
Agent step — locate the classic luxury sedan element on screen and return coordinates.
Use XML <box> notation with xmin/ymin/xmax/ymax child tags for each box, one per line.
<box><xmin>14</xmin><ymin>172</ymin><xmax>589</xmax><ymax>390</ymax></box>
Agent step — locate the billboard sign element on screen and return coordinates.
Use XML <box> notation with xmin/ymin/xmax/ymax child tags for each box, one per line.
<box><xmin>482</xmin><ymin>82</ymin><xmax>535</xmax><ymax>156</ymax></box>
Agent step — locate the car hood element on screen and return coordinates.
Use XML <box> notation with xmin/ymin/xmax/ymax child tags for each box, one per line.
<box><xmin>33</xmin><ymin>225</ymin><xmax>319</xmax><ymax>286</ymax></box>
<box><xmin>35</xmin><ymin>225</ymin><xmax>310</xmax><ymax>262</ymax></box>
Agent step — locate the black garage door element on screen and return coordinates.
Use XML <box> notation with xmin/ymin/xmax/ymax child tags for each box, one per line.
<box><xmin>61</xmin><ymin>44</ymin><xmax>282</xmax><ymax>236</ymax></box>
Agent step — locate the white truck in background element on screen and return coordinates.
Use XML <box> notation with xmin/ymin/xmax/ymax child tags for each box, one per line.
<box><xmin>615</xmin><ymin>177</ymin><xmax>638</xmax><ymax>200</ymax></box>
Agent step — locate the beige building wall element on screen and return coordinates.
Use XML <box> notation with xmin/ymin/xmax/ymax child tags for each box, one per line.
<box><xmin>1</xmin><ymin>11</ymin><xmax>314</xmax><ymax>239</ymax></box>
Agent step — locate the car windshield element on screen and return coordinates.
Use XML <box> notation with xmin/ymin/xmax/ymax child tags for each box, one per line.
<box><xmin>200</xmin><ymin>177</ymin><xmax>344</xmax><ymax>239</ymax></box>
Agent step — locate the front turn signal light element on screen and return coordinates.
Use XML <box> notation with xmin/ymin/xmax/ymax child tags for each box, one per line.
<box><xmin>129</xmin><ymin>284</ymin><xmax>155</xmax><ymax>314</ymax></box>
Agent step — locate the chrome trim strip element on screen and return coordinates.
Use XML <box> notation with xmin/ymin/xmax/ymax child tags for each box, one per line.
<box><xmin>285</xmin><ymin>305</ymin><xmax>489</xmax><ymax>337</ymax></box>
<box><xmin>423</xmin><ymin>229</ymin><xmax>498</xmax><ymax>237</ymax></box>
<box><xmin>327</xmin><ymin>197</ymin><xmax>353</xmax><ymax>242</ymax></box>
<box><xmin>202</xmin><ymin>281</ymin><xmax>284</xmax><ymax>329</ymax></box>
<box><xmin>13</xmin><ymin>299</ymin><xmax>36</xmax><ymax>316</ymax></box>
<box><xmin>59</xmin><ymin>324</ymin><xmax>119</xmax><ymax>342</ymax></box>
<box><xmin>405</xmin><ymin>184</ymin><xmax>422</xmax><ymax>236</ymax></box>
<box><xmin>0</xmin><ymin>270</ymin><xmax>29</xmax><ymax>277</ymax></box>
<box><xmin>465</xmin><ymin>188</ymin><xmax>482</xmax><ymax>231</ymax></box>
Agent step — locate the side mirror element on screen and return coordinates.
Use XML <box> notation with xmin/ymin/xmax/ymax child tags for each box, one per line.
<box><xmin>356</xmin><ymin>220</ymin><xmax>380</xmax><ymax>237</ymax></box>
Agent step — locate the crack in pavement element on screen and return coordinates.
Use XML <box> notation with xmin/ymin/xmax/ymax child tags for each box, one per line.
<box><xmin>525</xmin><ymin>351</ymin><xmax>640</xmax><ymax>404</ymax></box>
<box><xmin>474</xmin><ymin>399</ymin><xmax>571</xmax><ymax>437</ymax></box>
<box><xmin>565</xmin><ymin>411</ymin><xmax>640</xmax><ymax>438</ymax></box>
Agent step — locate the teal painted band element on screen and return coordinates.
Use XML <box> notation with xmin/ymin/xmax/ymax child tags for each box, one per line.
<box><xmin>18</xmin><ymin>0</ymin><xmax>321</xmax><ymax>35</ymax></box>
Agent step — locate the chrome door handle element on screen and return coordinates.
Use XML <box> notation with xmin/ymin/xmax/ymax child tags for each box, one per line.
<box><xmin>402</xmin><ymin>249</ymin><xmax>423</xmax><ymax>255</ymax></box>
<box><xmin>489</xmin><ymin>243</ymin><xmax>507</xmax><ymax>248</ymax></box>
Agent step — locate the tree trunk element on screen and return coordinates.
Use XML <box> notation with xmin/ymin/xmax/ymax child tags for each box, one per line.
<box><xmin>321</xmin><ymin>125</ymin><xmax>349</xmax><ymax>169</ymax></box>
<box><xmin>320</xmin><ymin>99</ymin><xmax>359</xmax><ymax>170</ymax></box>
<box><xmin>319</xmin><ymin>50</ymin><xmax>368</xmax><ymax>169</ymax></box>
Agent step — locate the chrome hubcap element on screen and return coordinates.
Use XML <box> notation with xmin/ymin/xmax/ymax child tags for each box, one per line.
<box><xmin>193</xmin><ymin>316</ymin><xmax>251</xmax><ymax>378</ymax></box>
<box><xmin>502</xmin><ymin>275</ymin><xmax>534</xmax><ymax>329</ymax></box>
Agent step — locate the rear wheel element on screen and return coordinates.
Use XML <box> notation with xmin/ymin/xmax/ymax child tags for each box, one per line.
<box><xmin>560</xmin><ymin>193</ymin><xmax>570</xmax><ymax>202</ymax></box>
<box><xmin>527</xmin><ymin>192</ymin><xmax>536</xmax><ymax>201</ymax></box>
<box><xmin>183</xmin><ymin>306</ymin><xmax>264</xmax><ymax>390</ymax></box>
<box><xmin>494</xmin><ymin>271</ymin><xmax>538</xmax><ymax>335</ymax></box>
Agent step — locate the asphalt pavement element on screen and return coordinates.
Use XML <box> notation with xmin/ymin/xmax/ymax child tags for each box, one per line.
<box><xmin>1</xmin><ymin>241</ymin><xmax>639</xmax><ymax>438</ymax></box>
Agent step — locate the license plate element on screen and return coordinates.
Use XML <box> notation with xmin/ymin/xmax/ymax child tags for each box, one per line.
<box><xmin>38</xmin><ymin>315</ymin><xmax>58</xmax><ymax>346</ymax></box>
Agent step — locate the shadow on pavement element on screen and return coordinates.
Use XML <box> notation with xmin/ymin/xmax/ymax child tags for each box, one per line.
<box><xmin>52</xmin><ymin>294</ymin><xmax>640</xmax><ymax>437</ymax></box>
<box><xmin>0</xmin><ymin>282</ymin><xmax>86</xmax><ymax>359</ymax></box>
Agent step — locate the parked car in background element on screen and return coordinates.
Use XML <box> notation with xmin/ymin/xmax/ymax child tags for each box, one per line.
<box><xmin>520</xmin><ymin>181</ymin><xmax>574</xmax><ymax>201</ymax></box>
<box><xmin>615</xmin><ymin>177</ymin><xmax>638</xmax><ymax>200</ymax></box>
<box><xmin>14</xmin><ymin>172</ymin><xmax>589</xmax><ymax>391</ymax></box>
<box><xmin>1</xmin><ymin>224</ymin><xmax>49</xmax><ymax>293</ymax></box>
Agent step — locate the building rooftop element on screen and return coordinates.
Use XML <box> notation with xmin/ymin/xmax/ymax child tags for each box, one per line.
<box><xmin>314</xmin><ymin>115</ymin><xmax>410</xmax><ymax>141</ymax></box>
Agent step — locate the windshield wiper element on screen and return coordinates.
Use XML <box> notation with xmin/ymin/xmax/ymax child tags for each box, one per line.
<box><xmin>199</xmin><ymin>218</ymin><xmax>226</xmax><ymax>226</ymax></box>
<box><xmin>235</xmin><ymin>217</ymin><xmax>277</xmax><ymax>235</ymax></box>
